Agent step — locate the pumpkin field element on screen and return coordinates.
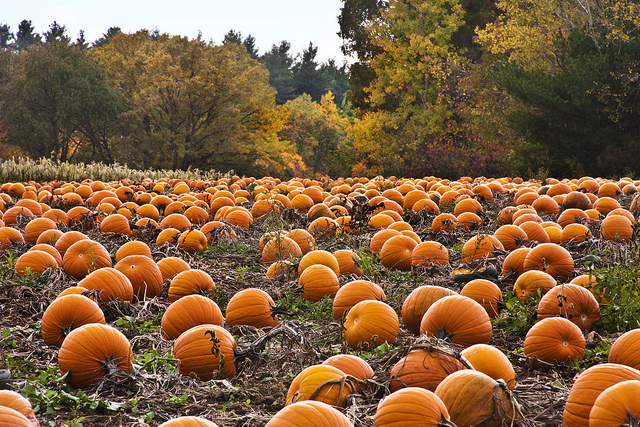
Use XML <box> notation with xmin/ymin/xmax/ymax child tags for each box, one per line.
<box><xmin>1</xmin><ymin>170</ymin><xmax>640</xmax><ymax>426</ymax></box>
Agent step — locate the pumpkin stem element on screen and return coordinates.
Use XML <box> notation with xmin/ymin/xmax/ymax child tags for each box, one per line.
<box><xmin>624</xmin><ymin>411</ymin><xmax>640</xmax><ymax>426</ymax></box>
<box><xmin>434</xmin><ymin>327</ymin><xmax>453</xmax><ymax>342</ymax></box>
<box><xmin>437</xmin><ymin>413</ymin><xmax>457</xmax><ymax>427</ymax></box>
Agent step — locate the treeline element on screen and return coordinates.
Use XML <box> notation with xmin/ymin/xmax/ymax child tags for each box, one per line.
<box><xmin>0</xmin><ymin>21</ymin><xmax>354</xmax><ymax>177</ymax></box>
<box><xmin>2</xmin><ymin>0</ymin><xmax>640</xmax><ymax>180</ymax></box>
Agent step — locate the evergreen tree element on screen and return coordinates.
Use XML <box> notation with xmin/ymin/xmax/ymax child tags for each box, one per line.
<box><xmin>75</xmin><ymin>30</ymin><xmax>89</xmax><ymax>49</ymax></box>
<box><xmin>0</xmin><ymin>24</ymin><xmax>13</xmax><ymax>49</ymax></box>
<box><xmin>14</xmin><ymin>20</ymin><xmax>41</xmax><ymax>51</ymax></box>
<box><xmin>320</xmin><ymin>59</ymin><xmax>349</xmax><ymax>106</ymax></box>
<box><xmin>93</xmin><ymin>27</ymin><xmax>121</xmax><ymax>48</ymax></box>
<box><xmin>291</xmin><ymin>42</ymin><xmax>329</xmax><ymax>102</ymax></box>
<box><xmin>44</xmin><ymin>21</ymin><xmax>70</xmax><ymax>44</ymax></box>
<box><xmin>261</xmin><ymin>41</ymin><xmax>296</xmax><ymax>104</ymax></box>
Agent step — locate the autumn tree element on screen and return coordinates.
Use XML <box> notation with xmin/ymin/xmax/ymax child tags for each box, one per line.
<box><xmin>92</xmin><ymin>31</ymin><xmax>290</xmax><ymax>175</ymax></box>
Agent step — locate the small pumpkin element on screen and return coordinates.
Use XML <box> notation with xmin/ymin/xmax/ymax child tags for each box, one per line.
<box><xmin>332</xmin><ymin>280</ymin><xmax>386</xmax><ymax>320</ymax></box>
<box><xmin>78</xmin><ymin>267</ymin><xmax>134</xmax><ymax>303</ymax></box>
<box><xmin>298</xmin><ymin>250</ymin><xmax>340</xmax><ymax>277</ymax></box>
<box><xmin>322</xmin><ymin>354</ymin><xmax>374</xmax><ymax>385</ymax></box>
<box><xmin>157</xmin><ymin>257</ymin><xmax>191</xmax><ymax>281</ymax></box>
<box><xmin>42</xmin><ymin>294</ymin><xmax>105</xmax><ymax>348</ymax></box>
<box><xmin>389</xmin><ymin>349</ymin><xmax>466</xmax><ymax>392</ymax></box>
<box><xmin>297</xmin><ymin>264</ymin><xmax>339</xmax><ymax>302</ymax></box>
<box><xmin>285</xmin><ymin>364</ymin><xmax>353</xmax><ymax>408</ymax></box>
<box><xmin>114</xmin><ymin>255</ymin><xmax>164</xmax><ymax>301</ymax></box>
<box><xmin>62</xmin><ymin>239</ymin><xmax>111</xmax><ymax>279</ymax></box>
<box><xmin>333</xmin><ymin>248</ymin><xmax>363</xmax><ymax>275</ymax></box>
<box><xmin>460</xmin><ymin>344</ymin><xmax>516</xmax><ymax>390</ymax></box>
<box><xmin>168</xmin><ymin>269</ymin><xmax>216</xmax><ymax>302</ymax></box>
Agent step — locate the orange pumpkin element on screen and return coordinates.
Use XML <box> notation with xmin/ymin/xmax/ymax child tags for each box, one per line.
<box><xmin>157</xmin><ymin>257</ymin><xmax>191</xmax><ymax>281</ymax></box>
<box><xmin>332</xmin><ymin>280</ymin><xmax>386</xmax><ymax>320</ymax></box>
<box><xmin>168</xmin><ymin>269</ymin><xmax>216</xmax><ymax>302</ymax></box>
<box><xmin>420</xmin><ymin>295</ymin><xmax>492</xmax><ymax>347</ymax></box>
<box><xmin>285</xmin><ymin>364</ymin><xmax>352</xmax><ymax>408</ymax></box>
<box><xmin>461</xmin><ymin>344</ymin><xmax>516</xmax><ymax>390</ymax></box>
<box><xmin>114</xmin><ymin>255</ymin><xmax>163</xmax><ymax>300</ymax></box>
<box><xmin>15</xmin><ymin>250</ymin><xmax>59</xmax><ymax>276</ymax></box>
<box><xmin>297</xmin><ymin>264</ymin><xmax>339</xmax><ymax>302</ymax></box>
<box><xmin>344</xmin><ymin>300</ymin><xmax>399</xmax><ymax>349</ymax></box>
<box><xmin>588</xmin><ymin>380</ymin><xmax>640</xmax><ymax>426</ymax></box>
<box><xmin>225</xmin><ymin>288</ymin><xmax>278</xmax><ymax>329</ymax></box>
<box><xmin>115</xmin><ymin>241</ymin><xmax>153</xmax><ymax>262</ymax></box>
<box><xmin>62</xmin><ymin>239</ymin><xmax>111</xmax><ymax>279</ymax></box>
<box><xmin>42</xmin><ymin>294</ymin><xmax>105</xmax><ymax>347</ymax></box>
<box><xmin>401</xmin><ymin>285</ymin><xmax>457</xmax><ymax>335</ymax></box>
<box><xmin>177</xmin><ymin>229</ymin><xmax>208</xmax><ymax>252</ymax></box>
<box><xmin>374</xmin><ymin>387</ymin><xmax>453</xmax><ymax>427</ymax></box>
<box><xmin>389</xmin><ymin>349</ymin><xmax>466</xmax><ymax>392</ymax></box>
<box><xmin>173</xmin><ymin>324</ymin><xmax>236</xmax><ymax>381</ymax></box>
<box><xmin>380</xmin><ymin>234</ymin><xmax>418</xmax><ymax>271</ymax></box>
<box><xmin>460</xmin><ymin>279</ymin><xmax>504</xmax><ymax>319</ymax></box>
<box><xmin>524</xmin><ymin>317</ymin><xmax>585</xmax><ymax>364</ymax></box>
<box><xmin>460</xmin><ymin>234</ymin><xmax>504</xmax><ymax>264</ymax></box>
<box><xmin>266</xmin><ymin>401</ymin><xmax>353</xmax><ymax>427</ymax></box>
<box><xmin>78</xmin><ymin>267</ymin><xmax>134</xmax><ymax>303</ymax></box>
<box><xmin>161</xmin><ymin>294</ymin><xmax>224</xmax><ymax>340</ymax></box>
<box><xmin>523</xmin><ymin>243</ymin><xmax>574</xmax><ymax>280</ymax></box>
<box><xmin>608</xmin><ymin>329</ymin><xmax>640</xmax><ymax>370</ymax></box>
<box><xmin>537</xmin><ymin>284</ymin><xmax>601</xmax><ymax>331</ymax></box>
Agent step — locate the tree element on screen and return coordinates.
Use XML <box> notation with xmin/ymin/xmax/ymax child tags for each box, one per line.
<box><xmin>224</xmin><ymin>30</ymin><xmax>259</xmax><ymax>59</ymax></box>
<box><xmin>320</xmin><ymin>59</ymin><xmax>350</xmax><ymax>106</ymax></box>
<box><xmin>92</xmin><ymin>27</ymin><xmax>121</xmax><ymax>48</ymax></box>
<box><xmin>44</xmin><ymin>21</ymin><xmax>69</xmax><ymax>44</ymax></box>
<box><xmin>14</xmin><ymin>20</ymin><xmax>41</xmax><ymax>51</ymax></box>
<box><xmin>261</xmin><ymin>41</ymin><xmax>296</xmax><ymax>104</ymax></box>
<box><xmin>75</xmin><ymin>30</ymin><xmax>89</xmax><ymax>49</ymax></box>
<box><xmin>291</xmin><ymin>42</ymin><xmax>330</xmax><ymax>101</ymax></box>
<box><xmin>0</xmin><ymin>24</ymin><xmax>13</xmax><ymax>49</ymax></box>
<box><xmin>93</xmin><ymin>31</ymin><xmax>287</xmax><ymax>175</ymax></box>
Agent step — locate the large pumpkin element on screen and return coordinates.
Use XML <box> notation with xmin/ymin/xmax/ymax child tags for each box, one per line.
<box><xmin>411</xmin><ymin>241</ymin><xmax>449</xmax><ymax>266</ymax></box>
<box><xmin>608</xmin><ymin>329</ymin><xmax>640</xmax><ymax>370</ymax></box>
<box><xmin>0</xmin><ymin>389</ymin><xmax>39</xmax><ymax>426</ymax></box>
<box><xmin>225</xmin><ymin>288</ymin><xmax>278</xmax><ymax>329</ymax></box>
<box><xmin>344</xmin><ymin>300</ymin><xmax>399</xmax><ymax>350</ymax></box>
<box><xmin>42</xmin><ymin>294</ymin><xmax>105</xmax><ymax>348</ymax></box>
<box><xmin>297</xmin><ymin>264</ymin><xmax>339</xmax><ymax>302</ymax></box>
<box><xmin>0</xmin><ymin>406</ymin><xmax>34</xmax><ymax>427</ymax></box>
<box><xmin>380</xmin><ymin>234</ymin><xmax>418</xmax><ymax>271</ymax></box>
<box><xmin>161</xmin><ymin>294</ymin><xmax>224</xmax><ymax>340</ymax></box>
<box><xmin>62</xmin><ymin>239</ymin><xmax>111</xmax><ymax>279</ymax></box>
<box><xmin>58</xmin><ymin>323</ymin><xmax>133</xmax><ymax>389</ymax></box>
<box><xmin>114</xmin><ymin>255</ymin><xmax>163</xmax><ymax>301</ymax></box>
<box><xmin>332</xmin><ymin>280</ymin><xmax>386</xmax><ymax>320</ymax></box>
<box><xmin>390</xmin><ymin>349</ymin><xmax>466</xmax><ymax>392</ymax></box>
<box><xmin>173</xmin><ymin>324</ymin><xmax>236</xmax><ymax>381</ymax></box>
<box><xmin>401</xmin><ymin>285</ymin><xmax>457</xmax><ymax>335</ymax></box>
<box><xmin>78</xmin><ymin>267</ymin><xmax>134</xmax><ymax>303</ymax></box>
<box><xmin>420</xmin><ymin>295</ymin><xmax>492</xmax><ymax>347</ymax></box>
<box><xmin>459</xmin><ymin>279</ymin><xmax>504</xmax><ymax>319</ymax></box>
<box><xmin>285</xmin><ymin>364</ymin><xmax>352</xmax><ymax>408</ymax></box>
<box><xmin>157</xmin><ymin>257</ymin><xmax>191</xmax><ymax>281</ymax></box>
<box><xmin>374</xmin><ymin>387</ymin><xmax>454</xmax><ymax>427</ymax></box>
<box><xmin>461</xmin><ymin>344</ymin><xmax>516</xmax><ymax>390</ymax></box>
<box><xmin>168</xmin><ymin>269</ymin><xmax>216</xmax><ymax>302</ymax></box>
<box><xmin>266</xmin><ymin>400</ymin><xmax>353</xmax><ymax>427</ymax></box>
<box><xmin>536</xmin><ymin>284</ymin><xmax>601</xmax><ymax>331</ymax></box>
<box><xmin>523</xmin><ymin>317</ymin><xmax>585</xmax><ymax>364</ymax></box>
<box><xmin>460</xmin><ymin>234</ymin><xmax>504</xmax><ymax>264</ymax></box>
<box><xmin>14</xmin><ymin>250</ymin><xmax>59</xmax><ymax>276</ymax></box>
<box><xmin>588</xmin><ymin>380</ymin><xmax>640</xmax><ymax>426</ymax></box>
<box><xmin>523</xmin><ymin>243</ymin><xmax>574</xmax><ymax>280</ymax></box>
<box><xmin>513</xmin><ymin>270</ymin><xmax>556</xmax><ymax>301</ymax></box>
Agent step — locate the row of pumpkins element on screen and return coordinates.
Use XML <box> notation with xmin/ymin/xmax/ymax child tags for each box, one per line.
<box><xmin>1</xmin><ymin>174</ymin><xmax>640</xmax><ymax>426</ymax></box>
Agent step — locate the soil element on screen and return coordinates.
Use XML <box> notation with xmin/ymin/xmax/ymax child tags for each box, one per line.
<box><xmin>0</xmin><ymin>191</ymin><xmax>633</xmax><ymax>426</ymax></box>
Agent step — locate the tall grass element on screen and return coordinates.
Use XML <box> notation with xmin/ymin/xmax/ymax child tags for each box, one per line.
<box><xmin>0</xmin><ymin>157</ymin><xmax>228</xmax><ymax>183</ymax></box>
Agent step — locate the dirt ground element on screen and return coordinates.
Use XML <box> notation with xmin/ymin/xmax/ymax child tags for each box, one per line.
<box><xmin>0</xmin><ymin>191</ymin><xmax>631</xmax><ymax>426</ymax></box>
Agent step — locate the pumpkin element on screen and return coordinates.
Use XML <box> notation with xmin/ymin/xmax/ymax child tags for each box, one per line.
<box><xmin>453</xmin><ymin>198</ymin><xmax>482</xmax><ymax>216</ymax></box>
<box><xmin>333</xmin><ymin>249</ymin><xmax>363</xmax><ymax>275</ymax></box>
<box><xmin>224</xmin><ymin>208</ymin><xmax>253</xmax><ymax>228</ymax></box>
<box><xmin>493</xmin><ymin>224</ymin><xmax>527</xmax><ymax>251</ymax></box>
<box><xmin>344</xmin><ymin>300</ymin><xmax>399</xmax><ymax>350</ymax></box>
<box><xmin>537</xmin><ymin>284</ymin><xmax>601</xmax><ymax>331</ymax></box>
<box><xmin>159</xmin><ymin>213</ymin><xmax>192</xmax><ymax>231</ymax></box>
<box><xmin>35</xmin><ymin>228</ymin><xmax>64</xmax><ymax>246</ymax></box>
<box><xmin>401</xmin><ymin>285</ymin><xmax>457</xmax><ymax>335</ymax></box>
<box><xmin>380</xmin><ymin>234</ymin><xmax>418</xmax><ymax>271</ymax></box>
<box><xmin>173</xmin><ymin>324</ymin><xmax>236</xmax><ymax>381</ymax></box>
<box><xmin>460</xmin><ymin>279</ymin><xmax>504</xmax><ymax>319</ymax></box>
<box><xmin>115</xmin><ymin>255</ymin><xmax>163</xmax><ymax>301</ymax></box>
<box><xmin>434</xmin><ymin>370</ymin><xmax>521</xmax><ymax>427</ymax></box>
<box><xmin>2</xmin><ymin>206</ymin><xmax>34</xmax><ymax>225</ymax></box>
<box><xmin>266</xmin><ymin>260</ymin><xmax>297</xmax><ymax>279</ymax></box>
<box><xmin>374</xmin><ymin>387</ymin><xmax>454</xmax><ymax>427</ymax></box>
<box><xmin>168</xmin><ymin>269</ymin><xmax>216</xmax><ymax>302</ymax></box>
<box><xmin>14</xmin><ymin>250</ymin><xmax>58</xmax><ymax>276</ymax></box>
<box><xmin>62</xmin><ymin>239</ymin><xmax>111</xmax><ymax>279</ymax></box>
<box><xmin>524</xmin><ymin>317</ymin><xmax>585</xmax><ymax>364</ymax></box>
<box><xmin>368</xmin><ymin>213</ymin><xmax>396</xmax><ymax>230</ymax></box>
<box><xmin>411</xmin><ymin>197</ymin><xmax>440</xmax><ymax>214</ymax></box>
<box><xmin>588</xmin><ymin>380</ymin><xmax>640</xmax><ymax>426</ymax></box>
<box><xmin>518</xmin><ymin>220</ymin><xmax>550</xmax><ymax>243</ymax></box>
<box><xmin>563</xmin><ymin>363</ymin><xmax>640</xmax><ymax>426</ymax></box>
<box><xmin>460</xmin><ymin>234</ymin><xmax>504</xmax><ymax>264</ymax></box>
<box><xmin>261</xmin><ymin>236</ymin><xmax>302</xmax><ymax>264</ymax></box>
<box><xmin>41</xmin><ymin>294</ymin><xmax>105</xmax><ymax>348</ymax></box>
<box><xmin>177</xmin><ymin>229</ymin><xmax>208</xmax><ymax>252</ymax></box>
<box><xmin>593</xmin><ymin>196</ymin><xmax>621</xmax><ymax>215</ymax></box>
<box><xmin>322</xmin><ymin>354</ymin><xmax>374</xmax><ymax>385</ymax></box>
<box><xmin>389</xmin><ymin>349</ymin><xmax>466</xmax><ymax>392</ymax></box>
<box><xmin>562</xmin><ymin>191</ymin><xmax>592</xmax><ymax>210</ymax></box>
<box><xmin>156</xmin><ymin>228</ymin><xmax>181</xmax><ymax>246</ymax></box>
<box><xmin>285</xmin><ymin>364</ymin><xmax>352</xmax><ymax>408</ymax></box>
<box><xmin>287</xmin><ymin>229</ymin><xmax>317</xmax><ymax>254</ymax></box>
<box><xmin>99</xmin><ymin>213</ymin><xmax>132</xmax><ymax>236</ymax></box>
<box><xmin>0</xmin><ymin>389</ymin><xmax>39</xmax><ymax>426</ymax></box>
<box><xmin>23</xmin><ymin>217</ymin><xmax>57</xmax><ymax>244</ymax></box>
<box><xmin>297</xmin><ymin>264</ymin><xmax>340</xmax><ymax>302</ymax></box>
<box><xmin>58</xmin><ymin>323</ymin><xmax>133</xmax><ymax>389</ymax></box>
<box><xmin>460</xmin><ymin>344</ymin><xmax>516</xmax><ymax>390</ymax></box>
<box><xmin>608</xmin><ymin>329</ymin><xmax>640</xmax><ymax>370</ymax></box>
<box><xmin>523</xmin><ymin>242</ymin><xmax>574</xmax><ymax>280</ymax></box>
<box><xmin>182</xmin><ymin>205</ymin><xmax>210</xmax><ymax>225</ymax></box>
<box><xmin>225</xmin><ymin>288</ymin><xmax>278</xmax><ymax>329</ymax></box>
<box><xmin>560</xmin><ymin>223</ymin><xmax>592</xmax><ymax>245</ymax></box>
<box><xmin>115</xmin><ymin>241</ymin><xmax>153</xmax><ymax>262</ymax></box>
<box><xmin>161</xmin><ymin>294</ymin><xmax>224</xmax><ymax>340</ymax></box>
<box><xmin>411</xmin><ymin>241</ymin><xmax>449</xmax><ymax>266</ymax></box>
<box><xmin>298</xmin><ymin>250</ymin><xmax>340</xmax><ymax>277</ymax></box>
<box><xmin>78</xmin><ymin>267</ymin><xmax>134</xmax><ymax>303</ymax></box>
<box><xmin>0</xmin><ymin>406</ymin><xmax>33</xmax><ymax>427</ymax></box>
<box><xmin>600</xmin><ymin>214</ymin><xmax>633</xmax><ymax>242</ymax></box>
<box><xmin>158</xmin><ymin>417</ymin><xmax>219</xmax><ymax>427</ymax></box>
<box><xmin>157</xmin><ymin>257</ymin><xmax>191</xmax><ymax>281</ymax></box>
<box><xmin>54</xmin><ymin>231</ymin><xmax>89</xmax><ymax>258</ymax></box>
<box><xmin>513</xmin><ymin>270</ymin><xmax>556</xmax><ymax>301</ymax></box>
<box><xmin>496</xmin><ymin>206</ymin><xmax>518</xmax><ymax>225</ymax></box>
<box><xmin>266</xmin><ymin>400</ymin><xmax>353</xmax><ymax>427</ymax></box>
<box><xmin>420</xmin><ymin>295</ymin><xmax>492</xmax><ymax>347</ymax></box>
<box><xmin>332</xmin><ymin>280</ymin><xmax>386</xmax><ymax>320</ymax></box>
<box><xmin>430</xmin><ymin>213</ymin><xmax>457</xmax><ymax>232</ymax></box>
<box><xmin>532</xmin><ymin>195</ymin><xmax>559</xmax><ymax>215</ymax></box>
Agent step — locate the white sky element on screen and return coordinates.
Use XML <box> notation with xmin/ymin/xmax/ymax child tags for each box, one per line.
<box><xmin>1</xmin><ymin>0</ymin><xmax>352</xmax><ymax>64</ymax></box>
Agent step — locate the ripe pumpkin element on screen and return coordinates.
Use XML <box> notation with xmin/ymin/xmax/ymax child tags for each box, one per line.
<box><xmin>158</xmin><ymin>416</ymin><xmax>219</xmax><ymax>426</ymax></box>
<box><xmin>401</xmin><ymin>285</ymin><xmax>457</xmax><ymax>335</ymax></box>
<box><xmin>99</xmin><ymin>213</ymin><xmax>132</xmax><ymax>236</ymax></box>
<box><xmin>369</xmin><ymin>229</ymin><xmax>401</xmax><ymax>255</ymax></box>
<box><xmin>332</xmin><ymin>248</ymin><xmax>363</xmax><ymax>276</ymax></box>
<box><xmin>537</xmin><ymin>284</ymin><xmax>601</xmax><ymax>331</ymax></box>
<box><xmin>173</xmin><ymin>324</ymin><xmax>236</xmax><ymax>381</ymax></box>
<box><xmin>298</xmin><ymin>250</ymin><xmax>340</xmax><ymax>277</ymax></box>
<box><xmin>23</xmin><ymin>216</ymin><xmax>57</xmax><ymax>244</ymax></box>
<box><xmin>588</xmin><ymin>380</ymin><xmax>640</xmax><ymax>426</ymax></box>
<box><xmin>54</xmin><ymin>231</ymin><xmax>89</xmax><ymax>258</ymax></box>
<box><xmin>161</xmin><ymin>294</ymin><xmax>224</xmax><ymax>340</ymax></box>
<box><xmin>460</xmin><ymin>279</ymin><xmax>504</xmax><ymax>319</ymax></box>
<box><xmin>156</xmin><ymin>228</ymin><xmax>181</xmax><ymax>246</ymax></box>
<box><xmin>0</xmin><ymin>406</ymin><xmax>34</xmax><ymax>427</ymax></box>
<box><xmin>0</xmin><ymin>390</ymin><xmax>38</xmax><ymax>427</ymax></box>
<box><xmin>411</xmin><ymin>241</ymin><xmax>449</xmax><ymax>266</ymax></box>
<box><xmin>177</xmin><ymin>229</ymin><xmax>208</xmax><ymax>252</ymax></box>
<box><xmin>420</xmin><ymin>295</ymin><xmax>492</xmax><ymax>347</ymax></box>
<box><xmin>344</xmin><ymin>300</ymin><xmax>399</xmax><ymax>350</ymax></box>
<box><xmin>159</xmin><ymin>213</ymin><xmax>192</xmax><ymax>231</ymax></box>
<box><xmin>563</xmin><ymin>363</ymin><xmax>640</xmax><ymax>426</ymax></box>
<box><xmin>460</xmin><ymin>344</ymin><xmax>516</xmax><ymax>390</ymax></box>
<box><xmin>297</xmin><ymin>264</ymin><xmax>340</xmax><ymax>302</ymax></box>
<box><xmin>523</xmin><ymin>243</ymin><xmax>574</xmax><ymax>280</ymax></box>
<box><xmin>15</xmin><ymin>250</ymin><xmax>59</xmax><ymax>276</ymax></box>
<box><xmin>42</xmin><ymin>294</ymin><xmax>105</xmax><ymax>348</ymax></box>
<box><xmin>114</xmin><ymin>255</ymin><xmax>163</xmax><ymax>301</ymax></box>
<box><xmin>518</xmin><ymin>220</ymin><xmax>550</xmax><ymax>243</ymax></box>
<box><xmin>261</xmin><ymin>236</ymin><xmax>302</xmax><ymax>265</ymax></box>
<box><xmin>608</xmin><ymin>329</ymin><xmax>640</xmax><ymax>370</ymax></box>
<box><xmin>389</xmin><ymin>349</ymin><xmax>466</xmax><ymax>392</ymax></box>
<box><xmin>374</xmin><ymin>387</ymin><xmax>454</xmax><ymax>427</ymax></box>
<box><xmin>513</xmin><ymin>270</ymin><xmax>556</xmax><ymax>301</ymax></box>
<box><xmin>62</xmin><ymin>239</ymin><xmax>111</xmax><ymax>279</ymax></box>
<box><xmin>266</xmin><ymin>400</ymin><xmax>353</xmax><ymax>427</ymax></box>
<box><xmin>225</xmin><ymin>288</ymin><xmax>278</xmax><ymax>329</ymax></box>
<box><xmin>493</xmin><ymin>224</ymin><xmax>527</xmax><ymax>251</ymax></box>
<box><xmin>287</xmin><ymin>229</ymin><xmax>317</xmax><ymax>254</ymax></box>
<box><xmin>332</xmin><ymin>280</ymin><xmax>386</xmax><ymax>320</ymax></box>
<box><xmin>58</xmin><ymin>323</ymin><xmax>133</xmax><ymax>389</ymax></box>
<box><xmin>36</xmin><ymin>228</ymin><xmax>64</xmax><ymax>246</ymax></box>
<box><xmin>435</xmin><ymin>370</ymin><xmax>521</xmax><ymax>427</ymax></box>
<box><xmin>168</xmin><ymin>269</ymin><xmax>216</xmax><ymax>302</ymax></box>
<box><xmin>524</xmin><ymin>317</ymin><xmax>585</xmax><ymax>364</ymax></box>
<box><xmin>560</xmin><ymin>223</ymin><xmax>592</xmax><ymax>245</ymax></box>
<box><xmin>460</xmin><ymin>234</ymin><xmax>504</xmax><ymax>264</ymax></box>
<box><xmin>430</xmin><ymin>213</ymin><xmax>457</xmax><ymax>232</ymax></box>
<box><xmin>285</xmin><ymin>364</ymin><xmax>352</xmax><ymax>408</ymax></box>
<box><xmin>380</xmin><ymin>234</ymin><xmax>418</xmax><ymax>271</ymax></box>
<box><xmin>600</xmin><ymin>214</ymin><xmax>633</xmax><ymax>243</ymax></box>
<box><xmin>322</xmin><ymin>354</ymin><xmax>374</xmax><ymax>385</ymax></box>
<box><xmin>115</xmin><ymin>241</ymin><xmax>153</xmax><ymax>262</ymax></box>
<box><xmin>157</xmin><ymin>257</ymin><xmax>191</xmax><ymax>281</ymax></box>
<box><xmin>78</xmin><ymin>267</ymin><xmax>134</xmax><ymax>303</ymax></box>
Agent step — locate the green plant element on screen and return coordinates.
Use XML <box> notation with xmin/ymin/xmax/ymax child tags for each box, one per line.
<box><xmin>491</xmin><ymin>290</ymin><xmax>539</xmax><ymax>335</ymax></box>
<box><xmin>114</xmin><ymin>316</ymin><xmax>161</xmax><ymax>337</ymax></box>
<box><xmin>278</xmin><ymin>293</ymin><xmax>334</xmax><ymax>320</ymax></box>
<box><xmin>203</xmin><ymin>240</ymin><xmax>253</xmax><ymax>256</ymax></box>
<box><xmin>591</xmin><ymin>263</ymin><xmax>640</xmax><ymax>334</ymax></box>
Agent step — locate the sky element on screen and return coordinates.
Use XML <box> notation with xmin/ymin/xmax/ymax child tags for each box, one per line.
<box><xmin>1</xmin><ymin>0</ymin><xmax>353</xmax><ymax>64</ymax></box>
